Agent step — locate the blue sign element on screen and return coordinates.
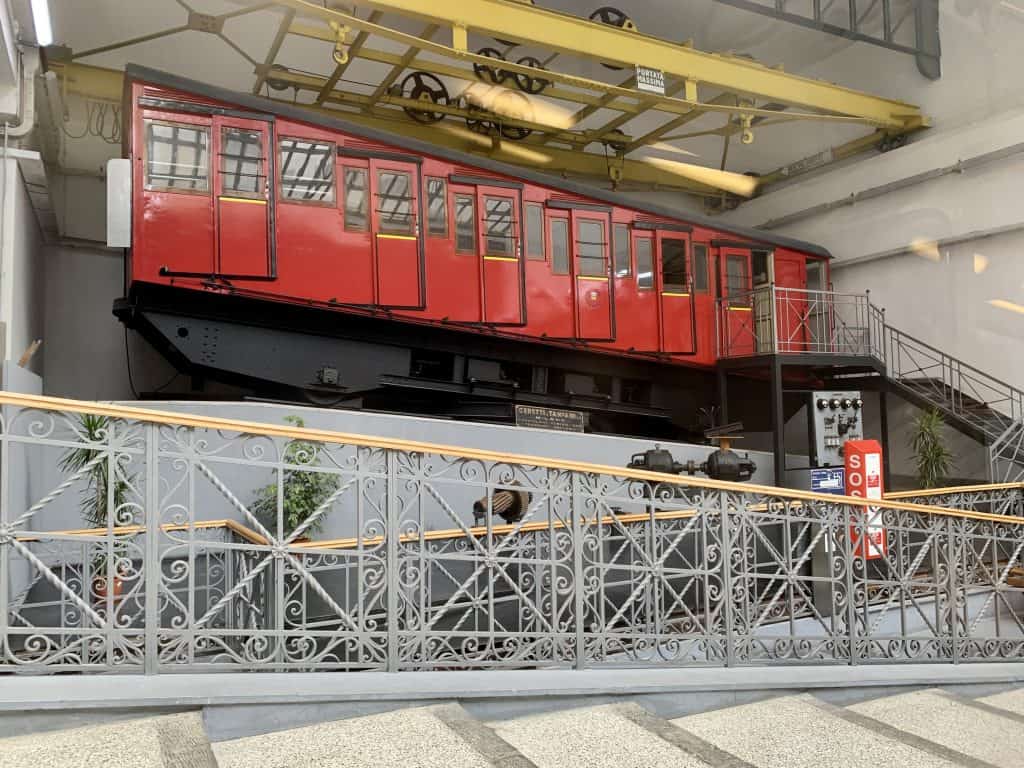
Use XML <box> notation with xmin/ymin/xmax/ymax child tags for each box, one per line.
<box><xmin>810</xmin><ymin>468</ymin><xmax>846</xmax><ymax>495</ymax></box>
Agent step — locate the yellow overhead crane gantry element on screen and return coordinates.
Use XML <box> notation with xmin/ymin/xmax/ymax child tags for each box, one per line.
<box><xmin>49</xmin><ymin>0</ymin><xmax>928</xmax><ymax>202</ymax></box>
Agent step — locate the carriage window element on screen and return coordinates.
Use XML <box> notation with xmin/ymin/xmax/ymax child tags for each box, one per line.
<box><xmin>526</xmin><ymin>203</ymin><xmax>544</xmax><ymax>260</ymax></box>
<box><xmin>145</xmin><ymin>121</ymin><xmax>209</xmax><ymax>192</ymax></box>
<box><xmin>661</xmin><ymin>238</ymin><xmax>688</xmax><ymax>293</ymax></box>
<box><xmin>485</xmin><ymin>197</ymin><xmax>515</xmax><ymax>256</ymax></box>
<box><xmin>577</xmin><ymin>220</ymin><xmax>606</xmax><ymax>277</ymax></box>
<box><xmin>343</xmin><ymin>167</ymin><xmax>368</xmax><ymax>231</ymax></box>
<box><xmin>455</xmin><ymin>194</ymin><xmax>476</xmax><ymax>254</ymax></box>
<box><xmin>752</xmin><ymin>249</ymin><xmax>772</xmax><ymax>285</ymax></box>
<box><xmin>279</xmin><ymin>138</ymin><xmax>334</xmax><ymax>203</ymax></box>
<box><xmin>636</xmin><ymin>238</ymin><xmax>653</xmax><ymax>289</ymax></box>
<box><xmin>550</xmin><ymin>218</ymin><xmax>569</xmax><ymax>275</ymax></box>
<box><xmin>692</xmin><ymin>244</ymin><xmax>709</xmax><ymax>292</ymax></box>
<box><xmin>613</xmin><ymin>224</ymin><xmax>631</xmax><ymax>277</ymax></box>
<box><xmin>220</xmin><ymin>128</ymin><xmax>264</xmax><ymax>199</ymax></box>
<box><xmin>806</xmin><ymin>260</ymin><xmax>825</xmax><ymax>291</ymax></box>
<box><xmin>377</xmin><ymin>170</ymin><xmax>414</xmax><ymax>235</ymax></box>
<box><xmin>726</xmin><ymin>253</ymin><xmax>750</xmax><ymax>306</ymax></box>
<box><xmin>426</xmin><ymin>178</ymin><xmax>447</xmax><ymax>237</ymax></box>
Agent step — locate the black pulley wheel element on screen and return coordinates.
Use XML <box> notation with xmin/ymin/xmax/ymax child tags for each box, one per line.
<box><xmin>473</xmin><ymin>47</ymin><xmax>508</xmax><ymax>85</ymax></box>
<box><xmin>399</xmin><ymin>71</ymin><xmax>450</xmax><ymax>124</ymax></box>
<box><xmin>513</xmin><ymin>56</ymin><xmax>551</xmax><ymax>94</ymax></box>
<box><xmin>589</xmin><ymin>6</ymin><xmax>637</xmax><ymax>70</ymax></box>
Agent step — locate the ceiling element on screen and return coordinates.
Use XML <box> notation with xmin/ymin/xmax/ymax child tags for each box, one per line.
<box><xmin>18</xmin><ymin>0</ymin><xmax>952</xmax><ymax>207</ymax></box>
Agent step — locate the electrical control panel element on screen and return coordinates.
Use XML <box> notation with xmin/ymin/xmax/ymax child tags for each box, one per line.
<box><xmin>809</xmin><ymin>390</ymin><xmax>864</xmax><ymax>467</ymax></box>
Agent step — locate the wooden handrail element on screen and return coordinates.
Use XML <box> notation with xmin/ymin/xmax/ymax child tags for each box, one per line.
<box><xmin>885</xmin><ymin>482</ymin><xmax>1024</xmax><ymax>500</ymax></box>
<box><xmin>1</xmin><ymin>390</ymin><xmax>1022</xmax><ymax>524</ymax></box>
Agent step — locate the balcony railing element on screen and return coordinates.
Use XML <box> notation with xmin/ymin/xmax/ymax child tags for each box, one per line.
<box><xmin>716</xmin><ymin>286</ymin><xmax>884</xmax><ymax>360</ymax></box>
<box><xmin>3</xmin><ymin>393</ymin><xmax>1024</xmax><ymax>675</ymax></box>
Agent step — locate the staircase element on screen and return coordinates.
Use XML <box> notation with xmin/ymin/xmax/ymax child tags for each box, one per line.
<box><xmin>717</xmin><ymin>286</ymin><xmax>1024</xmax><ymax>487</ymax></box>
<box><xmin>881</xmin><ymin>325</ymin><xmax>1024</xmax><ymax>485</ymax></box>
<box><xmin>10</xmin><ymin>685</ymin><xmax>1024</xmax><ymax>767</ymax></box>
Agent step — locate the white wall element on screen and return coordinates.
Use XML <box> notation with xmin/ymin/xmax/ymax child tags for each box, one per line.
<box><xmin>0</xmin><ymin>156</ymin><xmax>44</xmax><ymax>383</ymax></box>
<box><xmin>42</xmin><ymin>244</ymin><xmax>175</xmax><ymax>400</ymax></box>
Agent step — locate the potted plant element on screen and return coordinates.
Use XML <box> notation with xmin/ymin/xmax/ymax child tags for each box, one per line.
<box><xmin>59</xmin><ymin>414</ymin><xmax>134</xmax><ymax>601</ymax></box>
<box><xmin>910</xmin><ymin>407</ymin><xmax>954</xmax><ymax>489</ymax></box>
<box><xmin>251</xmin><ymin>416</ymin><xmax>340</xmax><ymax>541</ymax></box>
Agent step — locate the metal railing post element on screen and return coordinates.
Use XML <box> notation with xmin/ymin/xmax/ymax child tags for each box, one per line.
<box><xmin>770</xmin><ymin>284</ymin><xmax>780</xmax><ymax>354</ymax></box>
<box><xmin>0</xmin><ymin>402</ymin><xmax>8</xmax><ymax>658</ymax></box>
<box><xmin>386</xmin><ymin>449</ymin><xmax>399</xmax><ymax>672</ymax></box>
<box><xmin>719</xmin><ymin>490</ymin><xmax>735</xmax><ymax>667</ymax></box>
<box><xmin>144</xmin><ymin>423</ymin><xmax>159</xmax><ymax>674</ymax></box>
<box><xmin>947</xmin><ymin>516</ymin><xmax>959</xmax><ymax>664</ymax></box>
<box><xmin>843</xmin><ymin>504</ymin><xmax>858</xmax><ymax>665</ymax></box>
<box><xmin>572</xmin><ymin>471</ymin><xmax>585</xmax><ymax>669</ymax></box>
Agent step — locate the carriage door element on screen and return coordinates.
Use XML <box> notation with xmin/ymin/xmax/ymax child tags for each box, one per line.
<box><xmin>572</xmin><ymin>211</ymin><xmax>613</xmax><ymax>340</ymax></box>
<box><xmin>370</xmin><ymin>159</ymin><xmax>422</xmax><ymax>308</ymax></box>
<box><xmin>656</xmin><ymin>231</ymin><xmax>695</xmax><ymax>354</ymax></box>
<box><xmin>773</xmin><ymin>253</ymin><xmax>807</xmax><ymax>353</ymax></box>
<box><xmin>478</xmin><ymin>187</ymin><xmax>523</xmax><ymax>324</ymax></box>
<box><xmin>717</xmin><ymin>246</ymin><xmax>754</xmax><ymax>357</ymax></box>
<box><xmin>215</xmin><ymin>117</ymin><xmax>272</xmax><ymax>277</ymax></box>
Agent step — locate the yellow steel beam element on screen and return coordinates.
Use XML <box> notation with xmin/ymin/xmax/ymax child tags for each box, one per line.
<box><xmin>272</xmin><ymin>98</ymin><xmax>717</xmax><ymax>193</ymax></box>
<box><xmin>314</xmin><ymin>0</ymin><xmax>925</xmax><ymax>128</ymax></box>
<box><xmin>280</xmin><ymin>6</ymin><xmax>902</xmax><ymax>129</ymax></box>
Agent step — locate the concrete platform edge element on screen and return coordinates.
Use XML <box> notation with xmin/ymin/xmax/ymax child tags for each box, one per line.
<box><xmin>6</xmin><ymin>664</ymin><xmax>1024</xmax><ymax>712</ymax></box>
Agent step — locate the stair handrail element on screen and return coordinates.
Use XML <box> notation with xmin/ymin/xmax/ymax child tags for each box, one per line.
<box><xmin>882</xmin><ymin>323</ymin><xmax>1024</xmax><ymax>426</ymax></box>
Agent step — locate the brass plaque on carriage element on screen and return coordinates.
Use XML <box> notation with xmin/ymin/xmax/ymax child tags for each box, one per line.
<box><xmin>514</xmin><ymin>405</ymin><xmax>587</xmax><ymax>433</ymax></box>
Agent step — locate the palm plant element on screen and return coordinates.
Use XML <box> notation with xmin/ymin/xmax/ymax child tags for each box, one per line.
<box><xmin>59</xmin><ymin>414</ymin><xmax>134</xmax><ymax>591</ymax></box>
<box><xmin>910</xmin><ymin>408</ymin><xmax>954</xmax><ymax>489</ymax></box>
<box><xmin>251</xmin><ymin>416</ymin><xmax>340</xmax><ymax>539</ymax></box>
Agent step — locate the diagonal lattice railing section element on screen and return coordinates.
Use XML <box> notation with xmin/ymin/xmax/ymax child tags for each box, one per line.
<box><xmin>887</xmin><ymin>484</ymin><xmax>1024</xmax><ymax>518</ymax></box>
<box><xmin>0</xmin><ymin>406</ymin><xmax>151</xmax><ymax>672</ymax></box>
<box><xmin>7</xmin><ymin>392</ymin><xmax>1024</xmax><ymax>674</ymax></box>
<box><xmin>715</xmin><ymin>286</ymin><xmax>883</xmax><ymax>360</ymax></box>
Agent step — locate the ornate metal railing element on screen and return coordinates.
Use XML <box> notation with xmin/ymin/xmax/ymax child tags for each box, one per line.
<box><xmin>4</xmin><ymin>392</ymin><xmax>1024</xmax><ymax>675</ymax></box>
<box><xmin>716</xmin><ymin>286</ymin><xmax>884</xmax><ymax>360</ymax></box>
<box><xmin>887</xmin><ymin>483</ymin><xmax>1024</xmax><ymax>518</ymax></box>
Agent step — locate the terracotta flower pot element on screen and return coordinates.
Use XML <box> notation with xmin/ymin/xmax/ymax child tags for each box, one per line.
<box><xmin>92</xmin><ymin>575</ymin><xmax>125</xmax><ymax>602</ymax></box>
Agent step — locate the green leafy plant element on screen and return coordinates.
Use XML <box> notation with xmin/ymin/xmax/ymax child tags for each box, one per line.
<box><xmin>59</xmin><ymin>414</ymin><xmax>133</xmax><ymax>581</ymax></box>
<box><xmin>251</xmin><ymin>416</ymin><xmax>340</xmax><ymax>538</ymax></box>
<box><xmin>910</xmin><ymin>408</ymin><xmax>954</xmax><ymax>489</ymax></box>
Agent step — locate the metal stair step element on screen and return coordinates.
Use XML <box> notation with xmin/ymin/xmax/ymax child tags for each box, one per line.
<box><xmin>0</xmin><ymin>712</ymin><xmax>216</xmax><ymax>768</ymax></box>
<box><xmin>212</xmin><ymin>705</ymin><xmax>497</xmax><ymax>768</ymax></box>
<box><xmin>491</xmin><ymin>704</ymin><xmax>713</xmax><ymax>768</ymax></box>
<box><xmin>674</xmin><ymin>693</ymin><xmax>960</xmax><ymax>768</ymax></box>
<box><xmin>849</xmin><ymin>688</ymin><xmax>1024</xmax><ymax>767</ymax></box>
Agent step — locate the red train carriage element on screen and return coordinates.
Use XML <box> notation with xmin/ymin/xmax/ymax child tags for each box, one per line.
<box><xmin>115</xmin><ymin>66</ymin><xmax>831</xmax><ymax>437</ymax></box>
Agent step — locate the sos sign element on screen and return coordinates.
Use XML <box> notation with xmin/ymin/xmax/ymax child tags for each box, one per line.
<box><xmin>844</xmin><ymin>439</ymin><xmax>887</xmax><ymax>560</ymax></box>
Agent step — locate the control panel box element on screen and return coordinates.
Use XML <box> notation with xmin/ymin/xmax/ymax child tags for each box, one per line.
<box><xmin>809</xmin><ymin>390</ymin><xmax>863</xmax><ymax>467</ymax></box>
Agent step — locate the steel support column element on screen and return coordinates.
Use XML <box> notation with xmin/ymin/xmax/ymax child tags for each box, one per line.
<box><xmin>771</xmin><ymin>358</ymin><xmax>786</xmax><ymax>488</ymax></box>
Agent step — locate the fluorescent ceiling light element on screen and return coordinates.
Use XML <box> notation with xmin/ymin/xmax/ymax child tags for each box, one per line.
<box><xmin>30</xmin><ymin>0</ymin><xmax>53</xmax><ymax>47</ymax></box>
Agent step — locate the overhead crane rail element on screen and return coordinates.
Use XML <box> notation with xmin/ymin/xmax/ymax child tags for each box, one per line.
<box><xmin>50</xmin><ymin>0</ymin><xmax>928</xmax><ymax>201</ymax></box>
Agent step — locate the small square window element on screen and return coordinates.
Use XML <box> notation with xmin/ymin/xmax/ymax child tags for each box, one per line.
<box><xmin>343</xmin><ymin>167</ymin><xmax>369</xmax><ymax>231</ymax></box>
<box><xmin>280</xmin><ymin>138</ymin><xmax>335</xmax><ymax>203</ymax></box>
<box><xmin>426</xmin><ymin>177</ymin><xmax>448</xmax><ymax>237</ymax></box>
<box><xmin>145</xmin><ymin>120</ymin><xmax>210</xmax><ymax>193</ymax></box>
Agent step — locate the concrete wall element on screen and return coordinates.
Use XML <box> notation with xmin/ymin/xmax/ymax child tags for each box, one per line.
<box><xmin>0</xmin><ymin>157</ymin><xmax>44</xmax><ymax>383</ymax></box>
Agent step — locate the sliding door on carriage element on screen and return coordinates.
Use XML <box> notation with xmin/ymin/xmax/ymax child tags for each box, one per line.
<box><xmin>478</xmin><ymin>186</ymin><xmax>524</xmax><ymax>325</ymax></box>
<box><xmin>717</xmin><ymin>246</ymin><xmax>755</xmax><ymax>357</ymax></box>
<box><xmin>655</xmin><ymin>230</ymin><xmax>695</xmax><ymax>355</ymax></box>
<box><xmin>571</xmin><ymin>210</ymin><xmax>613</xmax><ymax>340</ymax></box>
<box><xmin>370</xmin><ymin>158</ymin><xmax>423</xmax><ymax>308</ymax></box>
<box><xmin>214</xmin><ymin>116</ymin><xmax>272</xmax><ymax>277</ymax></box>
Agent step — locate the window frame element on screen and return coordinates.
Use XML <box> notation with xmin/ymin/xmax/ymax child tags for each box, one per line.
<box><xmin>454</xmin><ymin>193</ymin><xmax>477</xmax><ymax>255</ymax></box>
<box><xmin>613</xmin><ymin>223</ymin><xmax>631</xmax><ymax>278</ymax></box>
<box><xmin>342</xmin><ymin>166</ymin><xmax>370</xmax><ymax>232</ymax></box>
<box><xmin>526</xmin><ymin>202</ymin><xmax>545</xmax><ymax>261</ymax></box>
<box><xmin>219</xmin><ymin>126</ymin><xmax>266</xmax><ymax>201</ymax></box>
<box><xmin>549</xmin><ymin>215</ymin><xmax>570</xmax><ymax>276</ymax></box>
<box><xmin>576</xmin><ymin>219</ymin><xmax>607</xmax><ymax>278</ymax></box>
<box><xmin>278</xmin><ymin>136</ymin><xmax>336</xmax><ymax>206</ymax></box>
<box><xmin>635</xmin><ymin>236</ymin><xmax>654</xmax><ymax>290</ymax></box>
<box><xmin>375</xmin><ymin>169</ymin><xmax>415</xmax><ymax>236</ymax></box>
<box><xmin>660</xmin><ymin>237</ymin><xmax>689</xmax><ymax>294</ymax></box>
<box><xmin>692</xmin><ymin>243</ymin><xmax>710</xmax><ymax>293</ymax></box>
<box><xmin>425</xmin><ymin>177</ymin><xmax>449</xmax><ymax>238</ymax></box>
<box><xmin>143</xmin><ymin>118</ymin><xmax>211</xmax><ymax>196</ymax></box>
<box><xmin>483</xmin><ymin>195</ymin><xmax>516</xmax><ymax>258</ymax></box>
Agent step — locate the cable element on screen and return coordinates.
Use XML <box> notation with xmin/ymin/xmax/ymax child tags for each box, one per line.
<box><xmin>124</xmin><ymin>326</ymin><xmax>182</xmax><ymax>397</ymax></box>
